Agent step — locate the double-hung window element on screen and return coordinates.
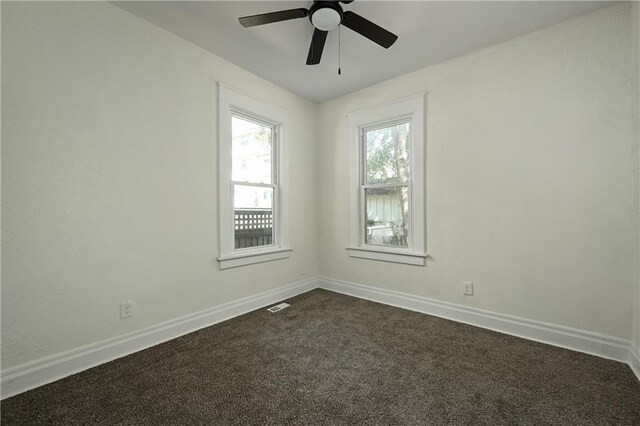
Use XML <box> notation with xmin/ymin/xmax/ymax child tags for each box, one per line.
<box><xmin>218</xmin><ymin>84</ymin><xmax>291</xmax><ymax>269</ymax></box>
<box><xmin>347</xmin><ymin>94</ymin><xmax>427</xmax><ymax>266</ymax></box>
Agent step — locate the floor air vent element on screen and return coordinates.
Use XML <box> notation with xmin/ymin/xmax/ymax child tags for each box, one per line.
<box><xmin>267</xmin><ymin>303</ymin><xmax>290</xmax><ymax>313</ymax></box>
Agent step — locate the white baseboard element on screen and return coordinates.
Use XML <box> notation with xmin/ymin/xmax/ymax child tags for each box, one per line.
<box><xmin>3</xmin><ymin>275</ymin><xmax>637</xmax><ymax>400</ymax></box>
<box><xmin>630</xmin><ymin>346</ymin><xmax>640</xmax><ymax>382</ymax></box>
<box><xmin>1</xmin><ymin>278</ymin><xmax>317</xmax><ymax>400</ymax></box>
<box><xmin>318</xmin><ymin>277</ymin><xmax>639</xmax><ymax>382</ymax></box>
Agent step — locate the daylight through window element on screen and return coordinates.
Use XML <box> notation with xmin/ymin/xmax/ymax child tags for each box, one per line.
<box><xmin>364</xmin><ymin>120</ymin><xmax>411</xmax><ymax>248</ymax></box>
<box><xmin>232</xmin><ymin>114</ymin><xmax>276</xmax><ymax>249</ymax></box>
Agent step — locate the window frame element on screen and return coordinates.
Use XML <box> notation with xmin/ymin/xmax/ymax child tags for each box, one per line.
<box><xmin>218</xmin><ymin>84</ymin><xmax>291</xmax><ymax>269</ymax></box>
<box><xmin>347</xmin><ymin>94</ymin><xmax>427</xmax><ymax>266</ymax></box>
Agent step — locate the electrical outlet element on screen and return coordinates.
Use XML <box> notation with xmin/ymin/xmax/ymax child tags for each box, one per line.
<box><xmin>463</xmin><ymin>282</ymin><xmax>473</xmax><ymax>296</ymax></box>
<box><xmin>120</xmin><ymin>301</ymin><xmax>134</xmax><ymax>319</ymax></box>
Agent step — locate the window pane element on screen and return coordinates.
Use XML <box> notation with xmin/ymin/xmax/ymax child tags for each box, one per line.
<box><xmin>232</xmin><ymin>115</ymin><xmax>272</xmax><ymax>184</ymax></box>
<box><xmin>234</xmin><ymin>185</ymin><xmax>273</xmax><ymax>249</ymax></box>
<box><xmin>365</xmin><ymin>186</ymin><xmax>409</xmax><ymax>247</ymax></box>
<box><xmin>365</xmin><ymin>122</ymin><xmax>410</xmax><ymax>185</ymax></box>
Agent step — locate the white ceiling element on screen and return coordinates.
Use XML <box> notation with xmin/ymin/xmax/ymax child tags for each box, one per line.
<box><xmin>114</xmin><ymin>1</ymin><xmax>614</xmax><ymax>103</ymax></box>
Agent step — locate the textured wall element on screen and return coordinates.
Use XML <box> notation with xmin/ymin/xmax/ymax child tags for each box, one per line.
<box><xmin>317</xmin><ymin>4</ymin><xmax>636</xmax><ymax>340</ymax></box>
<box><xmin>1</xmin><ymin>2</ymin><xmax>318</xmax><ymax>369</ymax></box>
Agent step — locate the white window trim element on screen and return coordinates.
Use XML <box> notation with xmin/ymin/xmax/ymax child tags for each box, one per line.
<box><xmin>347</xmin><ymin>94</ymin><xmax>427</xmax><ymax>266</ymax></box>
<box><xmin>218</xmin><ymin>83</ymin><xmax>291</xmax><ymax>269</ymax></box>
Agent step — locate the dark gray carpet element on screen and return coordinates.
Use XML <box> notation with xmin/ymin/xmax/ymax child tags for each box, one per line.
<box><xmin>2</xmin><ymin>289</ymin><xmax>639</xmax><ymax>425</ymax></box>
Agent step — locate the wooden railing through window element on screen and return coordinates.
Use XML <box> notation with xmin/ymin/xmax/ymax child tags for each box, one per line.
<box><xmin>234</xmin><ymin>209</ymin><xmax>273</xmax><ymax>249</ymax></box>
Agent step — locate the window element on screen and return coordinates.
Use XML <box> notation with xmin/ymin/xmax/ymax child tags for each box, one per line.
<box><xmin>218</xmin><ymin>84</ymin><xmax>291</xmax><ymax>269</ymax></box>
<box><xmin>347</xmin><ymin>95</ymin><xmax>426</xmax><ymax>266</ymax></box>
<box><xmin>364</xmin><ymin>120</ymin><xmax>411</xmax><ymax>247</ymax></box>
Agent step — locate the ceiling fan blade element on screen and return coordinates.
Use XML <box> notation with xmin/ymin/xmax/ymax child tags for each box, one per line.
<box><xmin>239</xmin><ymin>8</ymin><xmax>308</xmax><ymax>28</ymax></box>
<box><xmin>342</xmin><ymin>11</ymin><xmax>398</xmax><ymax>48</ymax></box>
<box><xmin>306</xmin><ymin>29</ymin><xmax>328</xmax><ymax>65</ymax></box>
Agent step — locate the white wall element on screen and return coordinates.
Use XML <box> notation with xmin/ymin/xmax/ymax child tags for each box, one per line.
<box><xmin>633</xmin><ymin>1</ymin><xmax>640</xmax><ymax>353</ymax></box>
<box><xmin>2</xmin><ymin>1</ymin><xmax>638</xmax><ymax>377</ymax></box>
<box><xmin>1</xmin><ymin>2</ymin><xmax>318</xmax><ymax>370</ymax></box>
<box><xmin>317</xmin><ymin>3</ymin><xmax>637</xmax><ymax>341</ymax></box>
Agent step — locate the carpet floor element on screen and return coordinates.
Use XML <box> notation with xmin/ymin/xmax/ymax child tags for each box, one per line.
<box><xmin>2</xmin><ymin>289</ymin><xmax>639</xmax><ymax>425</ymax></box>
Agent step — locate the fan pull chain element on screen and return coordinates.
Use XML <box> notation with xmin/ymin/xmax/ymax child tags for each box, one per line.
<box><xmin>338</xmin><ymin>26</ymin><xmax>342</xmax><ymax>76</ymax></box>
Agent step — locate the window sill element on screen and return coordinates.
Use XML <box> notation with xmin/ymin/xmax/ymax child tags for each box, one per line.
<box><xmin>218</xmin><ymin>247</ymin><xmax>292</xmax><ymax>270</ymax></box>
<box><xmin>346</xmin><ymin>246</ymin><xmax>427</xmax><ymax>266</ymax></box>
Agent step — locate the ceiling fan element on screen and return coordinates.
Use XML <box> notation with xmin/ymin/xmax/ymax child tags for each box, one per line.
<box><xmin>238</xmin><ymin>1</ymin><xmax>398</xmax><ymax>66</ymax></box>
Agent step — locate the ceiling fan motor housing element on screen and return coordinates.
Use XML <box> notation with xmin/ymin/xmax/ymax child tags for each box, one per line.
<box><xmin>310</xmin><ymin>1</ymin><xmax>344</xmax><ymax>31</ymax></box>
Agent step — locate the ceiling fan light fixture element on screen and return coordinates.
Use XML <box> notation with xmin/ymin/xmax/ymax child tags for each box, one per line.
<box><xmin>311</xmin><ymin>8</ymin><xmax>342</xmax><ymax>31</ymax></box>
<box><xmin>238</xmin><ymin>0</ymin><xmax>399</xmax><ymax>66</ymax></box>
